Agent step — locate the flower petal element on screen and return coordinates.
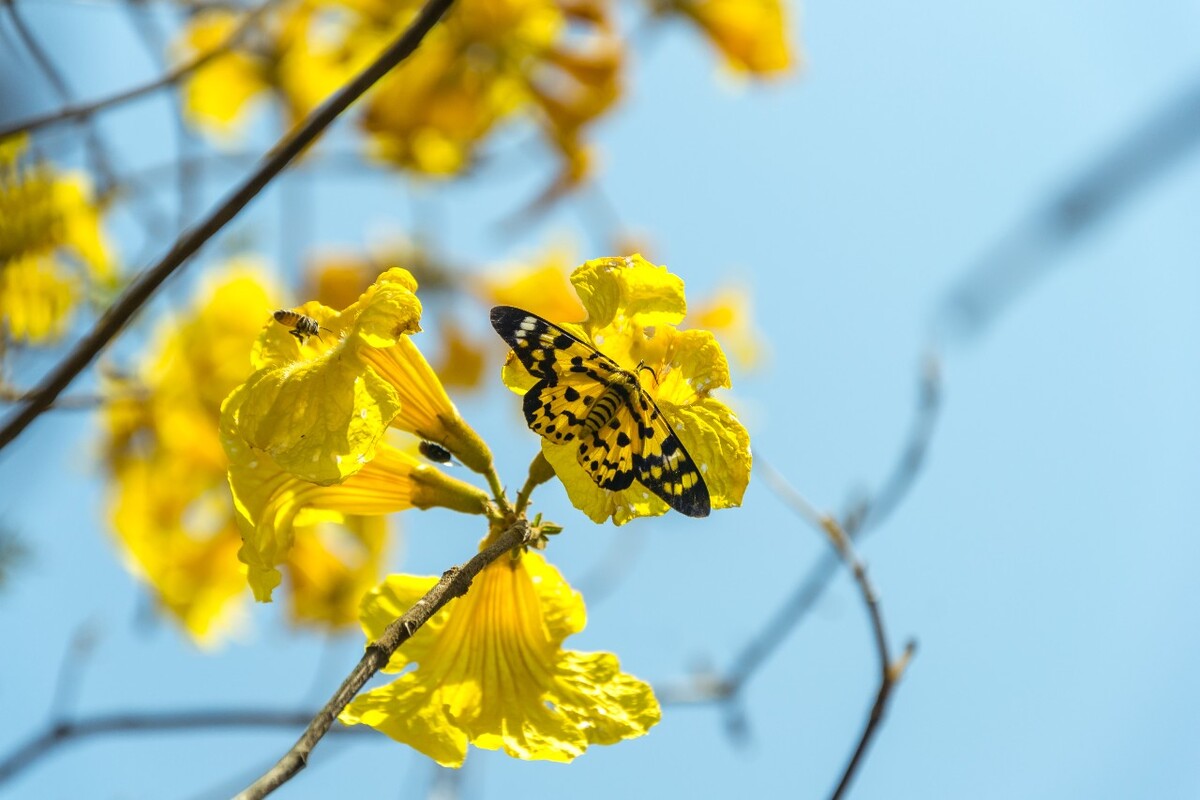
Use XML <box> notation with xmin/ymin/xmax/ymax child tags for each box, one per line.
<box><xmin>340</xmin><ymin>679</ymin><xmax>470</xmax><ymax>767</ymax></box>
<box><xmin>340</xmin><ymin>552</ymin><xmax>659</xmax><ymax>764</ymax></box>
<box><xmin>570</xmin><ymin>254</ymin><xmax>687</xmax><ymax>329</ymax></box>
<box><xmin>237</xmin><ymin>349</ymin><xmax>404</xmax><ymax>485</ymax></box>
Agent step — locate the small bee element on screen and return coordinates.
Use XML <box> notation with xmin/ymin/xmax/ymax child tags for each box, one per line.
<box><xmin>418</xmin><ymin>440</ymin><xmax>454</xmax><ymax>464</ymax></box>
<box><xmin>273</xmin><ymin>309</ymin><xmax>330</xmax><ymax>344</ymax></box>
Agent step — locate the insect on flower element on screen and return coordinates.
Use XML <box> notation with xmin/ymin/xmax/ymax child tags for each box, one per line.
<box><xmin>418</xmin><ymin>440</ymin><xmax>454</xmax><ymax>464</ymax></box>
<box><xmin>490</xmin><ymin>306</ymin><xmax>710</xmax><ymax>517</ymax></box>
<box><xmin>272</xmin><ymin>309</ymin><xmax>330</xmax><ymax>344</ymax></box>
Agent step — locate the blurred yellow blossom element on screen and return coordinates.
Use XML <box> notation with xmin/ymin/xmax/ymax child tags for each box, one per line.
<box><xmin>431</xmin><ymin>317</ymin><xmax>487</xmax><ymax>389</ymax></box>
<box><xmin>658</xmin><ymin>0</ymin><xmax>795</xmax><ymax>75</ymax></box>
<box><xmin>480</xmin><ymin>250</ymin><xmax>585</xmax><ymax>323</ymax></box>
<box><xmin>176</xmin><ymin>0</ymin><xmax>621</xmax><ymax>193</ymax></box>
<box><xmin>287</xmin><ymin>515</ymin><xmax>390</xmax><ymax>628</ymax></box>
<box><xmin>690</xmin><ymin>284</ymin><xmax>765</xmax><ymax>371</ymax></box>
<box><xmin>178</xmin><ymin>3</ymin><xmax>354</xmax><ymax>138</ymax></box>
<box><xmin>339</xmin><ymin>546</ymin><xmax>660</xmax><ymax>766</ymax></box>
<box><xmin>0</xmin><ymin>136</ymin><xmax>114</xmax><ymax>343</ymax></box>
<box><xmin>498</xmin><ymin>254</ymin><xmax>751</xmax><ymax>524</ymax></box>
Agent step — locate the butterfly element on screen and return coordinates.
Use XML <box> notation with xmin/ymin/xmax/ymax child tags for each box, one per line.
<box><xmin>490</xmin><ymin>305</ymin><xmax>710</xmax><ymax>517</ymax></box>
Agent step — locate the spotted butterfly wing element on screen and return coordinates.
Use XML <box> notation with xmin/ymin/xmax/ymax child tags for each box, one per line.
<box><xmin>490</xmin><ymin>305</ymin><xmax>710</xmax><ymax>517</ymax></box>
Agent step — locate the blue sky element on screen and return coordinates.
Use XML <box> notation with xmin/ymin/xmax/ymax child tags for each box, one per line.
<box><xmin>1</xmin><ymin>1</ymin><xmax>1199</xmax><ymax>798</ymax></box>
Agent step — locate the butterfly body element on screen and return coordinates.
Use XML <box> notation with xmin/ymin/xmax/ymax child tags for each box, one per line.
<box><xmin>491</xmin><ymin>306</ymin><xmax>710</xmax><ymax>517</ymax></box>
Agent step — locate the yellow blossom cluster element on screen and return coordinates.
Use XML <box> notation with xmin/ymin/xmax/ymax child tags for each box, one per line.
<box><xmin>180</xmin><ymin>0</ymin><xmax>622</xmax><ymax>183</ymax></box>
<box><xmin>178</xmin><ymin>0</ymin><xmax>795</xmax><ymax>194</ymax></box>
<box><xmin>0</xmin><ymin>136</ymin><xmax>115</xmax><ymax>344</ymax></box>
<box><xmin>218</xmin><ymin>262</ymin><xmax>666</xmax><ymax>764</ymax></box>
<box><xmin>103</xmin><ymin>265</ymin><xmax>391</xmax><ymax>643</ymax></box>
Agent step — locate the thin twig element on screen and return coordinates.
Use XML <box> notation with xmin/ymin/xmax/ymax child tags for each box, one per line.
<box><xmin>659</xmin><ymin>354</ymin><xmax>941</xmax><ymax>706</ymax></box>
<box><xmin>233</xmin><ymin>519</ymin><xmax>531</xmax><ymax>800</ymax></box>
<box><xmin>0</xmin><ymin>709</ymin><xmax>377</xmax><ymax>784</ymax></box>
<box><xmin>121</xmin><ymin>0</ymin><xmax>204</xmax><ymax>233</ymax></box>
<box><xmin>0</xmin><ymin>0</ymin><xmax>279</xmax><ymax>140</ymax></box>
<box><xmin>2</xmin><ymin>0</ymin><xmax>111</xmax><ymax>183</ymax></box>
<box><xmin>1</xmin><ymin>0</ymin><xmax>177</xmax><ymax>240</ymax></box>
<box><xmin>761</xmin><ymin>474</ymin><xmax>915</xmax><ymax>800</ymax></box>
<box><xmin>0</xmin><ymin>0</ymin><xmax>458</xmax><ymax>453</ymax></box>
<box><xmin>0</xmin><ymin>383</ymin><xmax>121</xmax><ymax>410</ymax></box>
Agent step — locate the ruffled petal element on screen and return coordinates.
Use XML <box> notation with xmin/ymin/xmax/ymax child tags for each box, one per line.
<box><xmin>340</xmin><ymin>551</ymin><xmax>659</xmax><ymax>765</ymax></box>
<box><xmin>570</xmin><ymin>254</ymin><xmax>687</xmax><ymax>329</ymax></box>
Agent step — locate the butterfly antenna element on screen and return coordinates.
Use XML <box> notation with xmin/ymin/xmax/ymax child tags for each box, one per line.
<box><xmin>637</xmin><ymin>362</ymin><xmax>660</xmax><ymax>385</ymax></box>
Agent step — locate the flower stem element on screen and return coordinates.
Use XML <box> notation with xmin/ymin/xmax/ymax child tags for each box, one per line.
<box><xmin>515</xmin><ymin>450</ymin><xmax>555</xmax><ymax>516</ymax></box>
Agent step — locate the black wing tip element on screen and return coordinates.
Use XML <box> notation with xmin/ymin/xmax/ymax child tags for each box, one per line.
<box><xmin>672</xmin><ymin>488</ymin><xmax>711</xmax><ymax>518</ymax></box>
<box><xmin>490</xmin><ymin>305</ymin><xmax>529</xmax><ymax>328</ymax></box>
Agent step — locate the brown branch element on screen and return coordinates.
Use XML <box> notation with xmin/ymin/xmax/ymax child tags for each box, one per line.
<box><xmin>0</xmin><ymin>0</ymin><xmax>458</xmax><ymax>453</ymax></box>
<box><xmin>658</xmin><ymin>354</ymin><xmax>941</xmax><ymax>708</ymax></box>
<box><xmin>758</xmin><ymin>472</ymin><xmax>915</xmax><ymax>800</ymax></box>
<box><xmin>0</xmin><ymin>382</ymin><xmax>129</xmax><ymax>410</ymax></box>
<box><xmin>827</xmin><ymin>536</ymin><xmax>916</xmax><ymax>800</ymax></box>
<box><xmin>233</xmin><ymin>519</ymin><xmax>531</xmax><ymax>800</ymax></box>
<box><xmin>0</xmin><ymin>709</ymin><xmax>377</xmax><ymax>785</ymax></box>
<box><xmin>0</xmin><ymin>0</ymin><xmax>278</xmax><ymax>140</ymax></box>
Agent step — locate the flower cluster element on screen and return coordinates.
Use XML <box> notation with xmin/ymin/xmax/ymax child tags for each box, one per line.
<box><xmin>180</xmin><ymin>0</ymin><xmax>621</xmax><ymax>185</ymax></box>
<box><xmin>0</xmin><ymin>136</ymin><xmax>115</xmax><ymax>343</ymax></box>
<box><xmin>154</xmin><ymin>254</ymin><xmax>752</xmax><ymax>765</ymax></box>
<box><xmin>103</xmin><ymin>265</ymin><xmax>390</xmax><ymax>643</ymax></box>
<box><xmin>177</xmin><ymin>0</ymin><xmax>796</xmax><ymax>198</ymax></box>
<box><xmin>220</xmin><ymin>267</ymin><xmax>493</xmax><ymax>600</ymax></box>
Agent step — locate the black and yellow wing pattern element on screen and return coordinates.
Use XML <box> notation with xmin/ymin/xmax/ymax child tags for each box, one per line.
<box><xmin>490</xmin><ymin>305</ymin><xmax>710</xmax><ymax>518</ymax></box>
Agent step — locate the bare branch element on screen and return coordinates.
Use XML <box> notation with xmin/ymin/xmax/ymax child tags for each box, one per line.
<box><xmin>0</xmin><ymin>0</ymin><xmax>278</xmax><ymax>139</ymax></box>
<box><xmin>0</xmin><ymin>383</ymin><xmax>118</xmax><ymax>410</ymax></box>
<box><xmin>660</xmin><ymin>354</ymin><xmax>941</xmax><ymax>707</ymax></box>
<box><xmin>233</xmin><ymin>519</ymin><xmax>531</xmax><ymax>800</ymax></box>
<box><xmin>0</xmin><ymin>0</ymin><xmax>458</xmax><ymax>453</ymax></box>
<box><xmin>759</xmin><ymin>474</ymin><xmax>914</xmax><ymax>800</ymax></box>
<box><xmin>0</xmin><ymin>708</ymin><xmax>379</xmax><ymax>784</ymax></box>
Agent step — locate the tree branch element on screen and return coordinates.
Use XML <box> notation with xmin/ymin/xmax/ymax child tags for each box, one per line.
<box><xmin>233</xmin><ymin>519</ymin><xmax>531</xmax><ymax>800</ymax></box>
<box><xmin>758</xmin><ymin>473</ymin><xmax>915</xmax><ymax>800</ymax></box>
<box><xmin>0</xmin><ymin>709</ymin><xmax>379</xmax><ymax>784</ymax></box>
<box><xmin>0</xmin><ymin>0</ymin><xmax>458</xmax><ymax>453</ymax></box>
<box><xmin>658</xmin><ymin>353</ymin><xmax>941</xmax><ymax>708</ymax></box>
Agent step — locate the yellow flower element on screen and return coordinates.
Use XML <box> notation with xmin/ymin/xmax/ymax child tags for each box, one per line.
<box><xmin>233</xmin><ymin>268</ymin><xmax>493</xmax><ymax>483</ymax></box>
<box><xmin>224</xmin><ymin>382</ymin><xmax>490</xmax><ymax>601</ymax></box>
<box><xmin>0</xmin><ymin>136</ymin><xmax>115</xmax><ymax>343</ymax></box>
<box><xmin>662</xmin><ymin>0</ymin><xmax>796</xmax><ymax>75</ymax></box>
<box><xmin>105</xmin><ymin>267</ymin><xmax>406</xmax><ymax>642</ymax></box>
<box><xmin>339</xmin><ymin>548</ymin><xmax>660</xmax><ymax>766</ymax></box>
<box><xmin>178</xmin><ymin>3</ymin><xmax>354</xmax><ymax>139</ymax></box>
<box><xmin>108</xmin><ymin>445</ymin><xmax>248</xmax><ymax>645</ymax></box>
<box><xmin>287</xmin><ymin>515</ymin><xmax>390</xmax><ymax>628</ymax></box>
<box><xmin>480</xmin><ymin>249</ymin><xmax>586</xmax><ymax>323</ymax></box>
<box><xmin>499</xmin><ymin>255</ymin><xmax>752</xmax><ymax>524</ymax></box>
<box><xmin>431</xmin><ymin>317</ymin><xmax>487</xmax><ymax>390</ymax></box>
<box><xmin>177</xmin><ymin>10</ymin><xmax>272</xmax><ymax>136</ymax></box>
<box><xmin>357</xmin><ymin>0</ymin><xmax>621</xmax><ymax>183</ymax></box>
<box><xmin>303</xmin><ymin>252</ymin><xmax>378</xmax><ymax>310</ymax></box>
